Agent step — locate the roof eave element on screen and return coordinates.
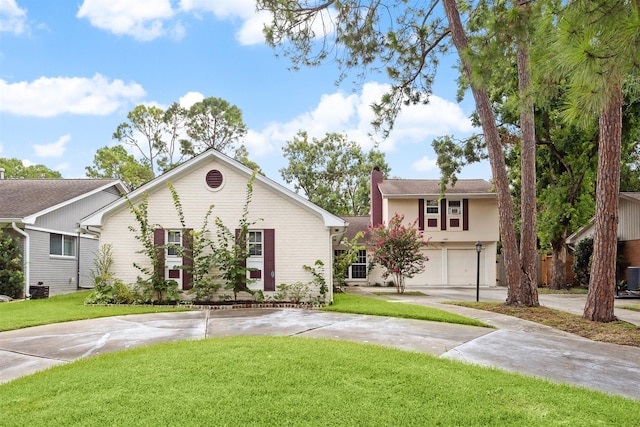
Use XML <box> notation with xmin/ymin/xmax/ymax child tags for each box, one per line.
<box><xmin>380</xmin><ymin>192</ymin><xmax>496</xmax><ymax>199</ymax></box>
<box><xmin>81</xmin><ymin>150</ymin><xmax>349</xmax><ymax>230</ymax></box>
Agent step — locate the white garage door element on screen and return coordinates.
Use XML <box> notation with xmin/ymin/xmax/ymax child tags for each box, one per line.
<box><xmin>405</xmin><ymin>248</ymin><xmax>443</xmax><ymax>286</ymax></box>
<box><xmin>447</xmin><ymin>249</ymin><xmax>485</xmax><ymax>286</ymax></box>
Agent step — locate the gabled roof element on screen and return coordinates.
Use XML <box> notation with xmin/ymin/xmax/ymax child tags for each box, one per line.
<box><xmin>378</xmin><ymin>179</ymin><xmax>494</xmax><ymax>198</ymax></box>
<box><xmin>566</xmin><ymin>192</ymin><xmax>640</xmax><ymax>245</ymax></box>
<box><xmin>621</xmin><ymin>192</ymin><xmax>640</xmax><ymax>203</ymax></box>
<box><xmin>0</xmin><ymin>179</ymin><xmax>126</xmax><ymax>224</ymax></box>
<box><xmin>81</xmin><ymin>149</ymin><xmax>348</xmax><ymax>229</ymax></box>
<box><xmin>340</xmin><ymin>216</ymin><xmax>371</xmax><ymax>242</ymax></box>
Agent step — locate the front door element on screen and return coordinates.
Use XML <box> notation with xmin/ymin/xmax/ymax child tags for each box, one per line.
<box><xmin>165</xmin><ymin>230</ymin><xmax>183</xmax><ymax>286</ymax></box>
<box><xmin>247</xmin><ymin>230</ymin><xmax>264</xmax><ymax>290</ymax></box>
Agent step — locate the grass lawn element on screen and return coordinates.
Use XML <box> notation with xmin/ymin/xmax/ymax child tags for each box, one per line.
<box><xmin>1</xmin><ymin>336</ymin><xmax>637</xmax><ymax>426</ymax></box>
<box><xmin>0</xmin><ymin>291</ymin><xmax>191</xmax><ymax>332</ymax></box>
<box><xmin>372</xmin><ymin>290</ymin><xmax>428</xmax><ymax>296</ymax></box>
<box><xmin>324</xmin><ymin>293</ymin><xmax>490</xmax><ymax>327</ymax></box>
<box><xmin>537</xmin><ymin>287</ymin><xmax>588</xmax><ymax>294</ymax></box>
<box><xmin>451</xmin><ymin>302</ymin><xmax>640</xmax><ymax>347</ymax></box>
<box><xmin>620</xmin><ymin>304</ymin><xmax>640</xmax><ymax>312</ymax></box>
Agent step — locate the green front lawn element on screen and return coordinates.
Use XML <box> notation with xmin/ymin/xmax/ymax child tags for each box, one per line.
<box><xmin>0</xmin><ymin>336</ymin><xmax>636</xmax><ymax>426</ymax></box>
<box><xmin>0</xmin><ymin>291</ymin><xmax>190</xmax><ymax>332</ymax></box>
<box><xmin>324</xmin><ymin>293</ymin><xmax>490</xmax><ymax>327</ymax></box>
<box><xmin>0</xmin><ymin>291</ymin><xmax>488</xmax><ymax>333</ymax></box>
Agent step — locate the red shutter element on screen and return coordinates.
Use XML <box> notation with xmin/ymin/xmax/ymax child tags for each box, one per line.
<box><xmin>418</xmin><ymin>199</ymin><xmax>425</xmax><ymax>231</ymax></box>
<box><xmin>463</xmin><ymin>199</ymin><xmax>469</xmax><ymax>231</ymax></box>
<box><xmin>154</xmin><ymin>228</ymin><xmax>165</xmax><ymax>280</ymax></box>
<box><xmin>182</xmin><ymin>228</ymin><xmax>193</xmax><ymax>290</ymax></box>
<box><xmin>440</xmin><ymin>199</ymin><xmax>447</xmax><ymax>231</ymax></box>
<box><xmin>264</xmin><ymin>229</ymin><xmax>275</xmax><ymax>291</ymax></box>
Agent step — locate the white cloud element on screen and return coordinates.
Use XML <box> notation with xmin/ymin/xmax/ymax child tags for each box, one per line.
<box><xmin>392</xmin><ymin>95</ymin><xmax>475</xmax><ymax>141</ymax></box>
<box><xmin>34</xmin><ymin>134</ymin><xmax>70</xmax><ymax>158</ymax></box>
<box><xmin>411</xmin><ymin>156</ymin><xmax>438</xmax><ymax>173</ymax></box>
<box><xmin>0</xmin><ymin>74</ymin><xmax>146</xmax><ymax>117</ymax></box>
<box><xmin>0</xmin><ymin>0</ymin><xmax>27</xmax><ymax>34</ymax></box>
<box><xmin>179</xmin><ymin>91</ymin><xmax>204</xmax><ymax>108</ymax></box>
<box><xmin>22</xmin><ymin>158</ymin><xmax>34</xmax><ymax>167</ymax></box>
<box><xmin>77</xmin><ymin>0</ymin><xmax>182</xmax><ymax>41</ymax></box>
<box><xmin>178</xmin><ymin>0</ymin><xmax>255</xmax><ymax>18</ymax></box>
<box><xmin>179</xmin><ymin>0</ymin><xmax>266</xmax><ymax>45</ymax></box>
<box><xmin>247</xmin><ymin>81</ymin><xmax>475</xmax><ymax>159</ymax></box>
<box><xmin>236</xmin><ymin>11</ymin><xmax>271</xmax><ymax>46</ymax></box>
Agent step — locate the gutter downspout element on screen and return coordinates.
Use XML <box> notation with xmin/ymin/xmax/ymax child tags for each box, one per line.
<box><xmin>11</xmin><ymin>222</ymin><xmax>30</xmax><ymax>299</ymax></box>
<box><xmin>76</xmin><ymin>224</ymin><xmax>81</xmax><ymax>290</ymax></box>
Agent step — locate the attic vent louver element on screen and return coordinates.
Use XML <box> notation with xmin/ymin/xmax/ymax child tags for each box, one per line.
<box><xmin>206</xmin><ymin>170</ymin><xmax>224</xmax><ymax>189</ymax></box>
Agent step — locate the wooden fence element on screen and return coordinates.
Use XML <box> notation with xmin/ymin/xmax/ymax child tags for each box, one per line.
<box><xmin>496</xmin><ymin>253</ymin><xmax>576</xmax><ymax>287</ymax></box>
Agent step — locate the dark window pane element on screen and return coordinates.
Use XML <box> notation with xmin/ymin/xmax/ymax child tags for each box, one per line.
<box><xmin>50</xmin><ymin>234</ymin><xmax>62</xmax><ymax>255</ymax></box>
<box><xmin>352</xmin><ymin>265</ymin><xmax>367</xmax><ymax>279</ymax></box>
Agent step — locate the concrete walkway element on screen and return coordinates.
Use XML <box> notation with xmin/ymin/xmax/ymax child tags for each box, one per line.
<box><xmin>0</xmin><ymin>287</ymin><xmax>639</xmax><ymax>401</ymax></box>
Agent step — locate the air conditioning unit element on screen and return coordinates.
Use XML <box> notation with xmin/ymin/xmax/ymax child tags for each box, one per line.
<box><xmin>449</xmin><ymin>207</ymin><xmax>461</xmax><ymax>215</ymax></box>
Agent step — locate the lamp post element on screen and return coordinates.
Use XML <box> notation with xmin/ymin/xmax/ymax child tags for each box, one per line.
<box><xmin>475</xmin><ymin>241</ymin><xmax>482</xmax><ymax>302</ymax></box>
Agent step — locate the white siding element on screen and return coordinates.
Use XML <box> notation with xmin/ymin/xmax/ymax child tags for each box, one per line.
<box><xmin>619</xmin><ymin>198</ymin><xmax>640</xmax><ymax>241</ymax></box>
<box><xmin>100</xmin><ymin>160</ymin><xmax>333</xmax><ymax>297</ymax></box>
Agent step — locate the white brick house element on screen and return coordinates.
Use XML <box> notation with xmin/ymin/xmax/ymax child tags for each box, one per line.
<box><xmin>81</xmin><ymin>150</ymin><xmax>347</xmax><ymax>302</ymax></box>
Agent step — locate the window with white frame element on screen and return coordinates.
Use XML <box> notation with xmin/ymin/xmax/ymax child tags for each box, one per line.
<box><xmin>248</xmin><ymin>231</ymin><xmax>262</xmax><ymax>256</ymax></box>
<box><xmin>334</xmin><ymin>249</ymin><xmax>367</xmax><ymax>279</ymax></box>
<box><xmin>351</xmin><ymin>249</ymin><xmax>367</xmax><ymax>279</ymax></box>
<box><xmin>167</xmin><ymin>230</ymin><xmax>182</xmax><ymax>256</ymax></box>
<box><xmin>425</xmin><ymin>199</ymin><xmax>439</xmax><ymax>215</ymax></box>
<box><xmin>50</xmin><ymin>233</ymin><xmax>76</xmax><ymax>257</ymax></box>
<box><xmin>448</xmin><ymin>200</ymin><xmax>462</xmax><ymax>215</ymax></box>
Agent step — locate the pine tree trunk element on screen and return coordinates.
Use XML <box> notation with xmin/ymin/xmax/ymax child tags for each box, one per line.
<box><xmin>443</xmin><ymin>0</ymin><xmax>522</xmax><ymax>301</ymax></box>
<box><xmin>515</xmin><ymin>0</ymin><xmax>539</xmax><ymax>306</ymax></box>
<box><xmin>549</xmin><ymin>236</ymin><xmax>568</xmax><ymax>290</ymax></box>
<box><xmin>584</xmin><ymin>83</ymin><xmax>622</xmax><ymax>322</ymax></box>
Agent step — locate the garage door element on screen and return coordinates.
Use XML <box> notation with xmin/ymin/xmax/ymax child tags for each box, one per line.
<box><xmin>447</xmin><ymin>249</ymin><xmax>484</xmax><ymax>286</ymax></box>
<box><xmin>405</xmin><ymin>248</ymin><xmax>443</xmax><ymax>286</ymax></box>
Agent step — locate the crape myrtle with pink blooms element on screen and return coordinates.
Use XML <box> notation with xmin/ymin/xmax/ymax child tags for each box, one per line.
<box><xmin>367</xmin><ymin>213</ymin><xmax>429</xmax><ymax>293</ymax></box>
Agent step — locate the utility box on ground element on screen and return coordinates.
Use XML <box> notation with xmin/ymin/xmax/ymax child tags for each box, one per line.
<box><xmin>29</xmin><ymin>284</ymin><xmax>50</xmax><ymax>299</ymax></box>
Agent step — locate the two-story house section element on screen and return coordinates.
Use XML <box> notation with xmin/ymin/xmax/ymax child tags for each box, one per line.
<box><xmin>369</xmin><ymin>167</ymin><xmax>499</xmax><ymax>287</ymax></box>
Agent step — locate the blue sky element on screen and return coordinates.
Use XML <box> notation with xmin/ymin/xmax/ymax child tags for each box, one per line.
<box><xmin>0</xmin><ymin>0</ymin><xmax>490</xmax><ymax>185</ymax></box>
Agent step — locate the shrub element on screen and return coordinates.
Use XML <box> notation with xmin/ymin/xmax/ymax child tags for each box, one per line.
<box><xmin>367</xmin><ymin>214</ymin><xmax>429</xmax><ymax>294</ymax></box>
<box><xmin>572</xmin><ymin>237</ymin><xmax>593</xmax><ymax>287</ymax></box>
<box><xmin>0</xmin><ymin>229</ymin><xmax>24</xmax><ymax>298</ymax></box>
<box><xmin>274</xmin><ymin>282</ymin><xmax>311</xmax><ymax>303</ymax></box>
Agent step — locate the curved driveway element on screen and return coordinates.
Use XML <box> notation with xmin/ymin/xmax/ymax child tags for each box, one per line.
<box><xmin>1</xmin><ymin>288</ymin><xmax>639</xmax><ymax>401</ymax></box>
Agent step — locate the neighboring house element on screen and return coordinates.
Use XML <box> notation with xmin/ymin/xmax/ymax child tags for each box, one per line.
<box><xmin>335</xmin><ymin>216</ymin><xmax>370</xmax><ymax>284</ymax></box>
<box><xmin>336</xmin><ymin>168</ymin><xmax>500</xmax><ymax>287</ymax></box>
<box><xmin>81</xmin><ymin>150</ymin><xmax>347</xmax><ymax>302</ymax></box>
<box><xmin>567</xmin><ymin>192</ymin><xmax>640</xmax><ymax>277</ymax></box>
<box><xmin>0</xmin><ymin>176</ymin><xmax>126</xmax><ymax>297</ymax></box>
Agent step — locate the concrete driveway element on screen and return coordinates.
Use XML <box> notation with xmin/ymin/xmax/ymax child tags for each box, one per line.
<box><xmin>1</xmin><ymin>287</ymin><xmax>639</xmax><ymax>401</ymax></box>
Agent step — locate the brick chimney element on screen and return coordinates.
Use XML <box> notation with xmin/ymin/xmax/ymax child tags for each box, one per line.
<box><xmin>0</xmin><ymin>168</ymin><xmax>4</xmax><ymax>180</ymax></box>
<box><xmin>370</xmin><ymin>166</ymin><xmax>383</xmax><ymax>227</ymax></box>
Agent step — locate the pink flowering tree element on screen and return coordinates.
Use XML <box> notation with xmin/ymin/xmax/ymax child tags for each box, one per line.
<box><xmin>367</xmin><ymin>213</ymin><xmax>429</xmax><ymax>293</ymax></box>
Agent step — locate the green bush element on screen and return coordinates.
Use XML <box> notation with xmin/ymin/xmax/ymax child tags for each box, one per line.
<box><xmin>572</xmin><ymin>237</ymin><xmax>593</xmax><ymax>287</ymax></box>
<box><xmin>0</xmin><ymin>229</ymin><xmax>24</xmax><ymax>298</ymax></box>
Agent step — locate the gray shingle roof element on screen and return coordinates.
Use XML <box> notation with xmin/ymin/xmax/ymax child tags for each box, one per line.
<box><xmin>341</xmin><ymin>216</ymin><xmax>371</xmax><ymax>241</ymax></box>
<box><xmin>378</xmin><ymin>179</ymin><xmax>493</xmax><ymax>197</ymax></box>
<box><xmin>0</xmin><ymin>179</ymin><xmax>118</xmax><ymax>219</ymax></box>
